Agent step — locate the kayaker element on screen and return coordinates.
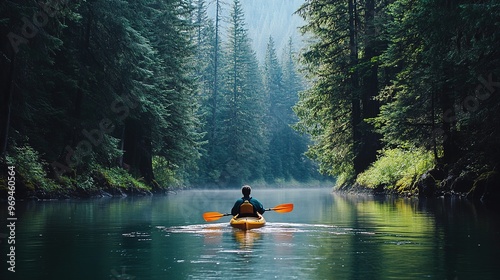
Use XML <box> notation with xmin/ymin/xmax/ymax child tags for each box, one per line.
<box><xmin>231</xmin><ymin>185</ymin><xmax>265</xmax><ymax>217</ymax></box>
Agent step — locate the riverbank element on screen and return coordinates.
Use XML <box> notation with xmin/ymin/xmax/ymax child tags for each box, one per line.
<box><xmin>338</xmin><ymin>164</ymin><xmax>500</xmax><ymax>208</ymax></box>
<box><xmin>0</xmin><ymin>176</ymin><xmax>158</xmax><ymax>200</ymax></box>
<box><xmin>2</xmin><ymin>159</ymin><xmax>498</xmax><ymax>204</ymax></box>
<box><xmin>0</xmin><ymin>160</ymin><xmax>329</xmax><ymax>200</ymax></box>
<box><xmin>0</xmin><ymin>161</ymin><xmax>174</xmax><ymax>200</ymax></box>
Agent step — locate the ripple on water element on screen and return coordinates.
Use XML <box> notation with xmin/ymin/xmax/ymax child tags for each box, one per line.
<box><xmin>159</xmin><ymin>223</ymin><xmax>231</xmax><ymax>234</ymax></box>
<box><xmin>157</xmin><ymin>222</ymin><xmax>376</xmax><ymax>239</ymax></box>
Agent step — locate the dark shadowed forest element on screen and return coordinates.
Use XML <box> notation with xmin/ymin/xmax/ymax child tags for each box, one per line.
<box><xmin>1</xmin><ymin>0</ymin><xmax>499</xmax><ymax>203</ymax></box>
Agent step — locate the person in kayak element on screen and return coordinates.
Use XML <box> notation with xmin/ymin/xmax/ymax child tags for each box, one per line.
<box><xmin>231</xmin><ymin>185</ymin><xmax>265</xmax><ymax>217</ymax></box>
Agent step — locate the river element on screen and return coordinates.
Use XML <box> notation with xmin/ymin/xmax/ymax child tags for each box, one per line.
<box><xmin>1</xmin><ymin>188</ymin><xmax>499</xmax><ymax>279</ymax></box>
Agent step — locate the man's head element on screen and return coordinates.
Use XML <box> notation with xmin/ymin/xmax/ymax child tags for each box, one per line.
<box><xmin>242</xmin><ymin>185</ymin><xmax>251</xmax><ymax>197</ymax></box>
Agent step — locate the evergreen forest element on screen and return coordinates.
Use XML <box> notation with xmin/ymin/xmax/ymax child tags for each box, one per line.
<box><xmin>295</xmin><ymin>0</ymin><xmax>499</xmax><ymax>202</ymax></box>
<box><xmin>1</xmin><ymin>0</ymin><xmax>499</xmax><ymax>202</ymax></box>
<box><xmin>1</xmin><ymin>0</ymin><xmax>323</xmax><ymax>197</ymax></box>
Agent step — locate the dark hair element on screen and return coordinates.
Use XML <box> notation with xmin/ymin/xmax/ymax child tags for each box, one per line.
<box><xmin>242</xmin><ymin>185</ymin><xmax>251</xmax><ymax>196</ymax></box>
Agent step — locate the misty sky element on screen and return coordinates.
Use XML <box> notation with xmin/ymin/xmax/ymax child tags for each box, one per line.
<box><xmin>207</xmin><ymin>0</ymin><xmax>306</xmax><ymax>62</ymax></box>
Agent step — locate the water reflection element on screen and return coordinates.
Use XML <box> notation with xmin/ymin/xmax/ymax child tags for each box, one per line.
<box><xmin>1</xmin><ymin>189</ymin><xmax>499</xmax><ymax>280</ymax></box>
<box><xmin>233</xmin><ymin>230</ymin><xmax>261</xmax><ymax>249</ymax></box>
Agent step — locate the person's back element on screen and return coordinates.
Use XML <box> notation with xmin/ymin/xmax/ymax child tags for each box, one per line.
<box><xmin>231</xmin><ymin>185</ymin><xmax>265</xmax><ymax>217</ymax></box>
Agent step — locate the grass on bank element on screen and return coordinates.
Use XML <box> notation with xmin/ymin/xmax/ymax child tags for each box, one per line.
<box><xmin>97</xmin><ymin>166</ymin><xmax>151</xmax><ymax>191</ymax></box>
<box><xmin>356</xmin><ymin>147</ymin><xmax>435</xmax><ymax>193</ymax></box>
<box><xmin>3</xmin><ymin>144</ymin><xmax>155</xmax><ymax>196</ymax></box>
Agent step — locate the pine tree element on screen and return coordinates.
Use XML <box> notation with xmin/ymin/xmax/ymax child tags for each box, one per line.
<box><xmin>264</xmin><ymin>36</ymin><xmax>285</xmax><ymax>180</ymax></box>
<box><xmin>375</xmin><ymin>0</ymin><xmax>500</xmax><ymax>169</ymax></box>
<box><xmin>295</xmin><ymin>0</ymin><xmax>358</xmax><ymax>185</ymax></box>
<box><xmin>295</xmin><ymin>0</ymin><xmax>382</xmax><ymax>186</ymax></box>
<box><xmin>217</xmin><ymin>0</ymin><xmax>266</xmax><ymax>186</ymax></box>
<box><xmin>1</xmin><ymin>0</ymin><xmax>204</xmax><ymax>192</ymax></box>
<box><xmin>191</xmin><ymin>0</ymin><xmax>219</xmax><ymax>184</ymax></box>
<box><xmin>281</xmin><ymin>38</ymin><xmax>316</xmax><ymax>181</ymax></box>
<box><xmin>146</xmin><ymin>0</ymin><xmax>203</xmax><ymax>186</ymax></box>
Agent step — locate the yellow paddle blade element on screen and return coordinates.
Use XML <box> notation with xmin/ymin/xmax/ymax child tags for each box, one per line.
<box><xmin>270</xmin><ymin>203</ymin><xmax>294</xmax><ymax>213</ymax></box>
<box><xmin>203</xmin><ymin>212</ymin><xmax>226</xmax><ymax>222</ymax></box>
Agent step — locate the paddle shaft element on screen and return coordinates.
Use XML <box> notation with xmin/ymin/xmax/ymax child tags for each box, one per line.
<box><xmin>266</xmin><ymin>203</ymin><xmax>294</xmax><ymax>213</ymax></box>
<box><xmin>203</xmin><ymin>203</ymin><xmax>293</xmax><ymax>222</ymax></box>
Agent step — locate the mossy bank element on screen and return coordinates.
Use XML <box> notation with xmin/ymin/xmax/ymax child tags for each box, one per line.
<box><xmin>0</xmin><ymin>147</ymin><xmax>175</xmax><ymax>200</ymax></box>
<box><xmin>337</xmin><ymin>147</ymin><xmax>500</xmax><ymax>206</ymax></box>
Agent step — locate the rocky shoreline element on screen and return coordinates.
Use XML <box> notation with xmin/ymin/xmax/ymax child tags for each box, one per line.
<box><xmin>338</xmin><ymin>167</ymin><xmax>500</xmax><ymax>209</ymax></box>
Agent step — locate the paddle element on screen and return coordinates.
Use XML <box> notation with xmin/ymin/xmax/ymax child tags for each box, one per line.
<box><xmin>266</xmin><ymin>203</ymin><xmax>294</xmax><ymax>213</ymax></box>
<box><xmin>202</xmin><ymin>212</ymin><xmax>232</xmax><ymax>222</ymax></box>
<box><xmin>203</xmin><ymin>203</ymin><xmax>294</xmax><ymax>222</ymax></box>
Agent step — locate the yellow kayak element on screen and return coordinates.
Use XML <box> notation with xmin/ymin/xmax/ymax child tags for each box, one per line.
<box><xmin>230</xmin><ymin>214</ymin><xmax>266</xmax><ymax>230</ymax></box>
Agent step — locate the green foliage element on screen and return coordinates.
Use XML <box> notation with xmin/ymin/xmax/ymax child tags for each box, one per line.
<box><xmin>152</xmin><ymin>156</ymin><xmax>181</xmax><ymax>189</ymax></box>
<box><xmin>191</xmin><ymin>1</ymin><xmax>322</xmax><ymax>186</ymax></box>
<box><xmin>1</xmin><ymin>0</ymin><xmax>323</xmax><ymax>194</ymax></box>
<box><xmin>20</xmin><ymin>0</ymin><xmax>499</xmax><ymax>195</ymax></box>
<box><xmin>295</xmin><ymin>0</ymin><xmax>384</xmax><ymax>182</ymax></box>
<box><xmin>294</xmin><ymin>0</ymin><xmax>499</xmax><ymax>192</ymax></box>
<box><xmin>263</xmin><ymin>36</ymin><xmax>316</xmax><ymax>183</ymax></box>
<box><xmin>204</xmin><ymin>0</ymin><xmax>267</xmax><ymax>186</ymax></box>
<box><xmin>376</xmin><ymin>0</ymin><xmax>500</xmax><ymax>164</ymax></box>
<box><xmin>6</xmin><ymin>145</ymin><xmax>58</xmax><ymax>191</ymax></box>
<box><xmin>1</xmin><ymin>0</ymin><xmax>204</xmax><ymax>192</ymax></box>
<box><xmin>75</xmin><ymin>175</ymin><xmax>95</xmax><ymax>191</ymax></box>
<box><xmin>356</xmin><ymin>148</ymin><xmax>435</xmax><ymax>192</ymax></box>
<box><xmin>97</xmin><ymin>166</ymin><xmax>150</xmax><ymax>191</ymax></box>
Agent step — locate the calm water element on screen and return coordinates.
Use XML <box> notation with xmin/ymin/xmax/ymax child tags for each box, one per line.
<box><xmin>1</xmin><ymin>188</ymin><xmax>499</xmax><ymax>280</ymax></box>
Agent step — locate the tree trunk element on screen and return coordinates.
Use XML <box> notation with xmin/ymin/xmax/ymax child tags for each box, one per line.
<box><xmin>0</xmin><ymin>49</ymin><xmax>15</xmax><ymax>157</ymax></box>
<box><xmin>348</xmin><ymin>0</ymin><xmax>363</xmax><ymax>175</ymax></box>
<box><xmin>357</xmin><ymin>0</ymin><xmax>381</xmax><ymax>172</ymax></box>
<box><xmin>440</xmin><ymin>85</ymin><xmax>460</xmax><ymax>164</ymax></box>
<box><xmin>440</xmin><ymin>0</ymin><xmax>461</xmax><ymax>164</ymax></box>
<box><xmin>123</xmin><ymin>118</ymin><xmax>155</xmax><ymax>186</ymax></box>
<box><xmin>211</xmin><ymin>0</ymin><xmax>220</xmax><ymax>148</ymax></box>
